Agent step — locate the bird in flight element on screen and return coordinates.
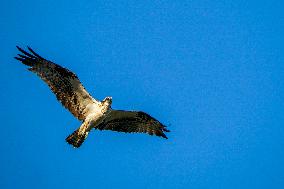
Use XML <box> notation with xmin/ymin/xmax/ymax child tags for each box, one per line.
<box><xmin>15</xmin><ymin>46</ymin><xmax>169</xmax><ymax>148</ymax></box>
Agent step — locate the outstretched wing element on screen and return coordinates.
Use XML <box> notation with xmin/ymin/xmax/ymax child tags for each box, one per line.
<box><xmin>15</xmin><ymin>46</ymin><xmax>99</xmax><ymax>120</ymax></box>
<box><xmin>96</xmin><ymin>110</ymin><xmax>170</xmax><ymax>138</ymax></box>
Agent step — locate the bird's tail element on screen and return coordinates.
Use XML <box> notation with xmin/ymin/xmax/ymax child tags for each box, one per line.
<box><xmin>66</xmin><ymin>120</ymin><xmax>91</xmax><ymax>148</ymax></box>
<box><xmin>66</xmin><ymin>128</ymin><xmax>89</xmax><ymax>148</ymax></box>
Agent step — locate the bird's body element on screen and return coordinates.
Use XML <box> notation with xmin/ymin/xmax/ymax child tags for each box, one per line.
<box><xmin>66</xmin><ymin>97</ymin><xmax>112</xmax><ymax>147</ymax></box>
<box><xmin>15</xmin><ymin>46</ymin><xmax>169</xmax><ymax>148</ymax></box>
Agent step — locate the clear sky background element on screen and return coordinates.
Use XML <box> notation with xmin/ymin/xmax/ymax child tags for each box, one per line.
<box><xmin>0</xmin><ymin>1</ymin><xmax>283</xmax><ymax>189</ymax></box>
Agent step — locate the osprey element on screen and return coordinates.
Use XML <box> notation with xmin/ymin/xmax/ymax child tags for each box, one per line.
<box><xmin>15</xmin><ymin>46</ymin><xmax>169</xmax><ymax>148</ymax></box>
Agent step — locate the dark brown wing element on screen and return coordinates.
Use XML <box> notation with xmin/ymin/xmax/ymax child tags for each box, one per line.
<box><xmin>15</xmin><ymin>46</ymin><xmax>99</xmax><ymax>120</ymax></box>
<box><xmin>96</xmin><ymin>110</ymin><xmax>170</xmax><ymax>138</ymax></box>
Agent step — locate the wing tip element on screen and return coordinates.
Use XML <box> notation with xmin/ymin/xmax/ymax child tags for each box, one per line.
<box><xmin>27</xmin><ymin>46</ymin><xmax>43</xmax><ymax>58</ymax></box>
<box><xmin>158</xmin><ymin>131</ymin><xmax>169</xmax><ymax>139</ymax></box>
<box><xmin>14</xmin><ymin>56</ymin><xmax>22</xmax><ymax>61</ymax></box>
<box><xmin>163</xmin><ymin>127</ymin><xmax>170</xmax><ymax>132</ymax></box>
<box><xmin>163</xmin><ymin>135</ymin><xmax>168</xmax><ymax>139</ymax></box>
<box><xmin>15</xmin><ymin>46</ymin><xmax>42</xmax><ymax>66</ymax></box>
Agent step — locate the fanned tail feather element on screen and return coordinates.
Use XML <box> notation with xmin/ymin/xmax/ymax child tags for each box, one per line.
<box><xmin>66</xmin><ymin>129</ymin><xmax>89</xmax><ymax>148</ymax></box>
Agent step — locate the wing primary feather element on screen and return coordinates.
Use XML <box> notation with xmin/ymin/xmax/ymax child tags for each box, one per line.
<box><xmin>17</xmin><ymin>54</ymin><xmax>31</xmax><ymax>59</ymax></box>
<box><xmin>15</xmin><ymin>56</ymin><xmax>34</xmax><ymax>66</ymax></box>
<box><xmin>158</xmin><ymin>131</ymin><xmax>168</xmax><ymax>139</ymax></box>
<box><xmin>163</xmin><ymin>127</ymin><xmax>170</xmax><ymax>132</ymax></box>
<box><xmin>16</xmin><ymin>46</ymin><xmax>35</xmax><ymax>58</ymax></box>
<box><xmin>14</xmin><ymin>57</ymin><xmax>25</xmax><ymax>61</ymax></box>
<box><xmin>27</xmin><ymin>46</ymin><xmax>43</xmax><ymax>58</ymax></box>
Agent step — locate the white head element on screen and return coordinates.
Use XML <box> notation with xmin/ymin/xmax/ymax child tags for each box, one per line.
<box><xmin>102</xmin><ymin>96</ymin><xmax>112</xmax><ymax>107</ymax></box>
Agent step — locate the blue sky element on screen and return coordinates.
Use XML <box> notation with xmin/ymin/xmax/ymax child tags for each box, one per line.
<box><xmin>0</xmin><ymin>1</ymin><xmax>283</xmax><ymax>188</ymax></box>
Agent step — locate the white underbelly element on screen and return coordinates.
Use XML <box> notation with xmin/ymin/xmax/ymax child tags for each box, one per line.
<box><xmin>91</xmin><ymin>110</ymin><xmax>112</xmax><ymax>128</ymax></box>
<box><xmin>84</xmin><ymin>102</ymin><xmax>112</xmax><ymax>130</ymax></box>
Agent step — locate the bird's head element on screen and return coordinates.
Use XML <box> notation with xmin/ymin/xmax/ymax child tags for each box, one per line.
<box><xmin>102</xmin><ymin>96</ymin><xmax>112</xmax><ymax>106</ymax></box>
